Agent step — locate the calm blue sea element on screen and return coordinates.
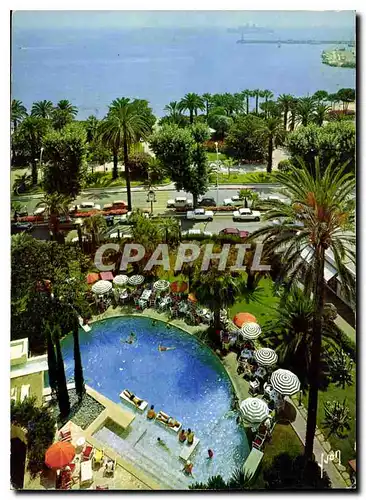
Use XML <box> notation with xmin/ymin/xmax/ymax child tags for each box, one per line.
<box><xmin>12</xmin><ymin>27</ymin><xmax>355</xmax><ymax>119</ymax></box>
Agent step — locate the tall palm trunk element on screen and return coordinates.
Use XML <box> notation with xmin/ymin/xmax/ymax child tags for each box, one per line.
<box><xmin>46</xmin><ymin>327</ymin><xmax>58</xmax><ymax>394</ymax></box>
<box><xmin>246</xmin><ymin>96</ymin><xmax>249</xmax><ymax>114</ymax></box>
<box><xmin>213</xmin><ymin>308</ymin><xmax>220</xmax><ymax>331</ymax></box>
<box><xmin>112</xmin><ymin>152</ymin><xmax>118</xmax><ymax>180</ymax></box>
<box><xmin>73</xmin><ymin>320</ymin><xmax>85</xmax><ymax>401</ymax></box>
<box><xmin>267</xmin><ymin>135</ymin><xmax>274</xmax><ymax>174</ymax></box>
<box><xmin>283</xmin><ymin>106</ymin><xmax>288</xmax><ymax>130</ymax></box>
<box><xmin>290</xmin><ymin>111</ymin><xmax>296</xmax><ymax>131</ymax></box>
<box><xmin>31</xmin><ymin>159</ymin><xmax>38</xmax><ymax>185</ymax></box>
<box><xmin>255</xmin><ymin>95</ymin><xmax>259</xmax><ymax>114</ymax></box>
<box><xmin>54</xmin><ymin>330</ymin><xmax>70</xmax><ymax>418</ymax></box>
<box><xmin>123</xmin><ymin>136</ymin><xmax>132</xmax><ymax>210</ymax></box>
<box><xmin>189</xmin><ymin>109</ymin><xmax>194</xmax><ymax>124</ymax></box>
<box><xmin>304</xmin><ymin>246</ymin><xmax>325</xmax><ymax>461</ymax></box>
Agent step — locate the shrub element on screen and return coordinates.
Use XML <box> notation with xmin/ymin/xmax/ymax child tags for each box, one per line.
<box><xmin>277</xmin><ymin>159</ymin><xmax>293</xmax><ymax>173</ymax></box>
<box><xmin>333</xmin><ymin>328</ymin><xmax>356</xmax><ymax>361</ymax></box>
<box><xmin>11</xmin><ymin>396</ymin><xmax>56</xmax><ymax>477</ymax></box>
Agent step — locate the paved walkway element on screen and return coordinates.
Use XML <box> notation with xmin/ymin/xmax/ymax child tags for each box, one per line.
<box><xmin>289</xmin><ymin>398</ymin><xmax>351</xmax><ymax>488</ymax></box>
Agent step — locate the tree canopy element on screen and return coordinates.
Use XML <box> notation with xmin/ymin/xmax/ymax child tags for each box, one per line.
<box><xmin>224</xmin><ymin>115</ymin><xmax>267</xmax><ymax>162</ymax></box>
<box><xmin>42</xmin><ymin>122</ymin><xmax>88</xmax><ymax>197</ymax></box>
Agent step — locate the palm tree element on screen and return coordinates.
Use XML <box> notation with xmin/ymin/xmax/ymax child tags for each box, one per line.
<box><xmin>278</xmin><ymin>94</ymin><xmax>294</xmax><ymax>131</ymax></box>
<box><xmin>82</xmin><ymin>214</ymin><xmax>107</xmax><ymax>248</ymax></box>
<box><xmin>248</xmin><ymin>158</ymin><xmax>355</xmax><ymax>462</ymax></box>
<box><xmin>262</xmin><ymin>287</ymin><xmax>339</xmax><ymax>389</ymax></box>
<box><xmin>296</xmin><ymin>96</ymin><xmax>316</xmax><ymax>127</ymax></box>
<box><xmin>289</xmin><ymin>98</ymin><xmax>298</xmax><ymax>131</ymax></box>
<box><xmin>241</xmin><ymin>90</ymin><xmax>251</xmax><ymax>114</ymax></box>
<box><xmin>253</xmin><ymin>89</ymin><xmax>261</xmax><ymax>114</ymax></box>
<box><xmin>85</xmin><ymin>115</ymin><xmax>99</xmax><ymax>143</ymax></box>
<box><xmin>313</xmin><ymin>103</ymin><xmax>331</xmax><ymax>126</ymax></box>
<box><xmin>53</xmin><ymin>324</ymin><xmax>71</xmax><ymax>418</ymax></box>
<box><xmin>257</xmin><ymin>117</ymin><xmax>285</xmax><ymax>173</ymax></box>
<box><xmin>313</xmin><ymin>90</ymin><xmax>329</xmax><ymax>102</ymax></box>
<box><xmin>72</xmin><ymin>317</ymin><xmax>85</xmax><ymax>401</ymax></box>
<box><xmin>18</xmin><ymin>116</ymin><xmax>49</xmax><ymax>185</ymax></box>
<box><xmin>157</xmin><ymin>217</ymin><xmax>181</xmax><ymax>245</ymax></box>
<box><xmin>179</xmin><ymin>93</ymin><xmax>205</xmax><ymax>124</ymax></box>
<box><xmin>31</xmin><ymin>100</ymin><xmax>54</xmax><ymax>119</ymax></box>
<box><xmin>163</xmin><ymin>101</ymin><xmax>185</xmax><ymax>125</ymax></box>
<box><xmin>202</xmin><ymin>93</ymin><xmax>212</xmax><ymax>118</ymax></box>
<box><xmin>262</xmin><ymin>89</ymin><xmax>274</xmax><ymax>104</ymax></box>
<box><xmin>35</xmin><ymin>193</ymin><xmax>71</xmax><ymax>237</ymax></box>
<box><xmin>55</xmin><ymin>99</ymin><xmax>78</xmax><ymax>117</ymax></box>
<box><xmin>11</xmin><ymin>99</ymin><xmax>27</xmax><ymax>130</ymax></box>
<box><xmin>193</xmin><ymin>267</ymin><xmax>240</xmax><ymax>330</ymax></box>
<box><xmin>99</xmin><ymin>97</ymin><xmax>153</xmax><ymax>208</ymax></box>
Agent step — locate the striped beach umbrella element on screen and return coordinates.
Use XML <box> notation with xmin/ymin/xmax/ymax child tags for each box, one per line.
<box><xmin>91</xmin><ymin>280</ymin><xmax>112</xmax><ymax>295</ymax></box>
<box><xmin>241</xmin><ymin>322</ymin><xmax>261</xmax><ymax>339</ymax></box>
<box><xmin>128</xmin><ymin>275</ymin><xmax>145</xmax><ymax>286</ymax></box>
<box><xmin>270</xmin><ymin>369</ymin><xmax>300</xmax><ymax>396</ymax></box>
<box><xmin>239</xmin><ymin>397</ymin><xmax>269</xmax><ymax>424</ymax></box>
<box><xmin>113</xmin><ymin>274</ymin><xmax>129</xmax><ymax>286</ymax></box>
<box><xmin>154</xmin><ymin>280</ymin><xmax>170</xmax><ymax>292</ymax></box>
<box><xmin>254</xmin><ymin>348</ymin><xmax>278</xmax><ymax>366</ymax></box>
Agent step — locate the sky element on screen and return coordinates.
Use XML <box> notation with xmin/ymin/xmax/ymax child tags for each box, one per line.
<box><xmin>12</xmin><ymin>10</ymin><xmax>356</xmax><ymax>31</ymax></box>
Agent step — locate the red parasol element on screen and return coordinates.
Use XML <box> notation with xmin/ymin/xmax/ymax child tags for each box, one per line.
<box><xmin>233</xmin><ymin>312</ymin><xmax>257</xmax><ymax>328</ymax></box>
<box><xmin>87</xmin><ymin>273</ymin><xmax>100</xmax><ymax>285</ymax></box>
<box><xmin>171</xmin><ymin>281</ymin><xmax>188</xmax><ymax>293</ymax></box>
<box><xmin>45</xmin><ymin>441</ymin><xmax>75</xmax><ymax>469</ymax></box>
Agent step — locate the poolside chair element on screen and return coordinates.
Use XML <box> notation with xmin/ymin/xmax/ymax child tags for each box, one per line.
<box><xmin>59</xmin><ymin>428</ymin><xmax>72</xmax><ymax>442</ymax></box>
<box><xmin>252</xmin><ymin>434</ymin><xmax>266</xmax><ymax>450</ymax></box>
<box><xmin>92</xmin><ymin>449</ymin><xmax>104</xmax><ymax>468</ymax></box>
<box><xmin>104</xmin><ymin>459</ymin><xmax>116</xmax><ymax>477</ymax></box>
<box><xmin>82</xmin><ymin>444</ymin><xmax>94</xmax><ymax>461</ymax></box>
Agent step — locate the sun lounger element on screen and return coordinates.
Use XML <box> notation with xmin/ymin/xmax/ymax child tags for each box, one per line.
<box><xmin>92</xmin><ymin>449</ymin><xmax>104</xmax><ymax>468</ymax></box>
<box><xmin>156</xmin><ymin>410</ymin><xmax>182</xmax><ymax>433</ymax></box>
<box><xmin>80</xmin><ymin>460</ymin><xmax>93</xmax><ymax>485</ymax></box>
<box><xmin>82</xmin><ymin>444</ymin><xmax>94</xmax><ymax>461</ymax></box>
<box><xmin>20</xmin><ymin>384</ymin><xmax>30</xmax><ymax>402</ymax></box>
<box><xmin>179</xmin><ymin>437</ymin><xmax>200</xmax><ymax>461</ymax></box>
<box><xmin>78</xmin><ymin>316</ymin><xmax>91</xmax><ymax>332</ymax></box>
<box><xmin>59</xmin><ymin>428</ymin><xmax>72</xmax><ymax>442</ymax></box>
<box><xmin>120</xmin><ymin>390</ymin><xmax>148</xmax><ymax>412</ymax></box>
<box><xmin>104</xmin><ymin>458</ymin><xmax>116</xmax><ymax>477</ymax></box>
<box><xmin>96</xmin><ymin>485</ymin><xmax>109</xmax><ymax>490</ymax></box>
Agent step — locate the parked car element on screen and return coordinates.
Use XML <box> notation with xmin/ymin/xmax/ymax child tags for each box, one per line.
<box><xmin>14</xmin><ymin>206</ymin><xmax>28</xmax><ymax>217</ymax></box>
<box><xmin>11</xmin><ymin>221</ymin><xmax>34</xmax><ymax>234</ymax></box>
<box><xmin>70</xmin><ymin>202</ymin><xmax>101</xmax><ymax>212</ymax></box>
<box><xmin>219</xmin><ymin>228</ymin><xmax>249</xmax><ymax>239</ymax></box>
<box><xmin>186</xmin><ymin>208</ymin><xmax>214</xmax><ymax>221</ymax></box>
<box><xmin>115</xmin><ymin>211</ymin><xmax>149</xmax><ymax>225</ymax></box>
<box><xmin>198</xmin><ymin>197</ymin><xmax>216</xmax><ymax>207</ymax></box>
<box><xmin>223</xmin><ymin>196</ymin><xmax>243</xmax><ymax>207</ymax></box>
<box><xmin>233</xmin><ymin>208</ymin><xmax>261</xmax><ymax>222</ymax></box>
<box><xmin>33</xmin><ymin>207</ymin><xmax>46</xmax><ymax>216</ymax></box>
<box><xmin>166</xmin><ymin>197</ymin><xmax>193</xmax><ymax>209</ymax></box>
<box><xmin>181</xmin><ymin>228</ymin><xmax>213</xmax><ymax>238</ymax></box>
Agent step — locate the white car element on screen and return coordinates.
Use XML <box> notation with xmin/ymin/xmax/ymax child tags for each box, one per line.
<box><xmin>223</xmin><ymin>195</ymin><xmax>243</xmax><ymax>207</ymax></box>
<box><xmin>233</xmin><ymin>208</ymin><xmax>261</xmax><ymax>222</ymax></box>
<box><xmin>72</xmin><ymin>202</ymin><xmax>101</xmax><ymax>212</ymax></box>
<box><xmin>167</xmin><ymin>197</ymin><xmax>193</xmax><ymax>209</ymax></box>
<box><xmin>115</xmin><ymin>211</ymin><xmax>149</xmax><ymax>224</ymax></box>
<box><xmin>186</xmin><ymin>208</ymin><xmax>214</xmax><ymax>221</ymax></box>
<box><xmin>181</xmin><ymin>228</ymin><xmax>213</xmax><ymax>238</ymax></box>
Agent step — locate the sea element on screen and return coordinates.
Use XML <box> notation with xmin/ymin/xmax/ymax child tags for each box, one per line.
<box><xmin>12</xmin><ymin>26</ymin><xmax>356</xmax><ymax>119</ymax></box>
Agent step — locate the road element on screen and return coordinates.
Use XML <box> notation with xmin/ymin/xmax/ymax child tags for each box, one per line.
<box><xmin>15</xmin><ymin>185</ymin><xmax>289</xmax><ymax>215</ymax></box>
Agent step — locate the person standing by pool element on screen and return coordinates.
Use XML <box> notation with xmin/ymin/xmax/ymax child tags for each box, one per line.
<box><xmin>147</xmin><ymin>405</ymin><xmax>156</xmax><ymax>419</ymax></box>
<box><xmin>187</xmin><ymin>429</ymin><xmax>195</xmax><ymax>445</ymax></box>
<box><xmin>157</xmin><ymin>437</ymin><xmax>169</xmax><ymax>451</ymax></box>
<box><xmin>178</xmin><ymin>429</ymin><xmax>187</xmax><ymax>443</ymax></box>
<box><xmin>207</xmin><ymin>449</ymin><xmax>214</xmax><ymax>459</ymax></box>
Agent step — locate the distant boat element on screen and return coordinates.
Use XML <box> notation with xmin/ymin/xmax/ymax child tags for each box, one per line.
<box><xmin>236</xmin><ymin>33</ymin><xmax>245</xmax><ymax>44</ymax></box>
<box><xmin>278</xmin><ymin>43</ymin><xmax>281</xmax><ymax>48</ymax></box>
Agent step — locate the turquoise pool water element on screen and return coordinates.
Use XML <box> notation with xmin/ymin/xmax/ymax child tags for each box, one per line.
<box><xmin>61</xmin><ymin>316</ymin><xmax>249</xmax><ymax>485</ymax></box>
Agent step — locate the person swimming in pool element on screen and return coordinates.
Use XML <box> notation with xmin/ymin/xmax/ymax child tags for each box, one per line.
<box><xmin>158</xmin><ymin>345</ymin><xmax>176</xmax><ymax>352</ymax></box>
<box><xmin>122</xmin><ymin>332</ymin><xmax>136</xmax><ymax>344</ymax></box>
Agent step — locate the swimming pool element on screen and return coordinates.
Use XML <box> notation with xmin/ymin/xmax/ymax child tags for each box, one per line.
<box><xmin>61</xmin><ymin>316</ymin><xmax>249</xmax><ymax>486</ymax></box>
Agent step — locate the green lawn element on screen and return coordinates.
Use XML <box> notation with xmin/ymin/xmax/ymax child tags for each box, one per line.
<box><xmin>302</xmin><ymin>368</ymin><xmax>356</xmax><ymax>467</ymax></box>
<box><xmin>206</xmin><ymin>152</ymin><xmax>228</xmax><ymax>163</ymax></box>
<box><xmin>213</xmin><ymin>171</ymin><xmax>277</xmax><ymax>184</ymax></box>
<box><xmin>84</xmin><ymin>172</ymin><xmax>171</xmax><ymax>189</ymax></box>
<box><xmin>229</xmin><ymin>277</ymin><xmax>280</xmax><ymax>324</ymax></box>
<box><xmin>253</xmin><ymin>423</ymin><xmax>304</xmax><ymax>489</ymax></box>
